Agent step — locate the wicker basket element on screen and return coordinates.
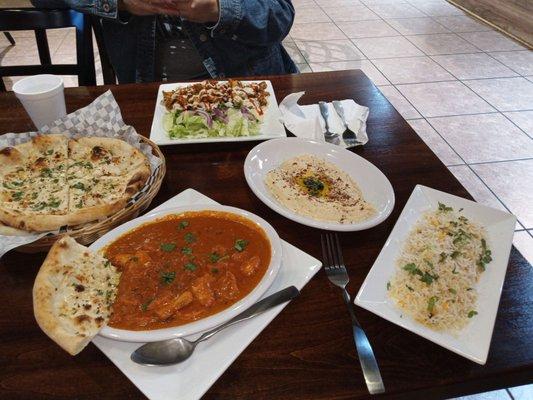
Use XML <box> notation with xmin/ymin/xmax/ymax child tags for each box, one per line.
<box><xmin>16</xmin><ymin>136</ymin><xmax>166</xmax><ymax>253</ymax></box>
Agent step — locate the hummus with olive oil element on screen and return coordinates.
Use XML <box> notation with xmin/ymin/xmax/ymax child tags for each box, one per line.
<box><xmin>264</xmin><ymin>154</ymin><xmax>376</xmax><ymax>224</ymax></box>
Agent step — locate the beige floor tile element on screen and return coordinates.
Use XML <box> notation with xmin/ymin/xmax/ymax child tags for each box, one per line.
<box><xmin>396</xmin><ymin>81</ymin><xmax>495</xmax><ymax>117</ymax></box>
<box><xmin>322</xmin><ymin>5</ymin><xmax>381</xmax><ymax>22</ymax></box>
<box><xmin>489</xmin><ymin>51</ymin><xmax>533</xmax><ymax>76</ymax></box>
<box><xmin>508</xmin><ymin>384</ymin><xmax>533</xmax><ymax>400</ymax></box>
<box><xmin>316</xmin><ymin>0</ymin><xmax>363</xmax><ymax>6</ymax></box>
<box><xmin>408</xmin><ymin>119</ymin><xmax>463</xmax><ymax>165</ymax></box>
<box><xmin>431</xmin><ymin>53</ymin><xmax>518</xmax><ymax>79</ymax></box>
<box><xmin>337</xmin><ymin>20</ymin><xmax>400</xmax><ymax>38</ymax></box>
<box><xmin>290</xmin><ymin>23</ymin><xmax>347</xmax><ymax>41</ymax></box>
<box><xmin>310</xmin><ymin>60</ymin><xmax>390</xmax><ymax>85</ymax></box>
<box><xmin>352</xmin><ymin>36</ymin><xmax>424</xmax><ymax>59</ymax></box>
<box><xmin>447</xmin><ymin>165</ymin><xmax>507</xmax><ymax>211</ymax></box>
<box><xmin>295</xmin><ymin>40</ymin><xmax>365</xmax><ymax>63</ymax></box>
<box><xmin>378</xmin><ymin>85</ymin><xmax>422</xmax><ymax>119</ymax></box>
<box><xmin>412</xmin><ymin>1</ymin><xmax>464</xmax><ymax>16</ymax></box>
<box><xmin>464</xmin><ymin>77</ymin><xmax>533</xmax><ymax>112</ymax></box>
<box><xmin>428</xmin><ymin>114</ymin><xmax>533</xmax><ymax>163</ymax></box>
<box><xmin>512</xmin><ymin>232</ymin><xmax>533</xmax><ymax>267</ymax></box>
<box><xmin>433</xmin><ymin>15</ymin><xmax>492</xmax><ymax>33</ymax></box>
<box><xmin>284</xmin><ymin>41</ymin><xmax>306</xmax><ymax>64</ymax></box>
<box><xmin>294</xmin><ymin>7</ymin><xmax>331</xmax><ymax>24</ymax></box>
<box><xmin>367</xmin><ymin>3</ymin><xmax>425</xmax><ymax>18</ymax></box>
<box><xmin>472</xmin><ymin>160</ymin><xmax>533</xmax><ymax>228</ymax></box>
<box><xmin>385</xmin><ymin>17</ymin><xmax>450</xmax><ymax>35</ymax></box>
<box><xmin>0</xmin><ymin>54</ymin><xmax>40</xmax><ymax>66</ymax></box>
<box><xmin>452</xmin><ymin>388</ymin><xmax>511</xmax><ymax>400</ymax></box>
<box><xmin>296</xmin><ymin>63</ymin><xmax>312</xmax><ymax>73</ymax></box>
<box><xmin>292</xmin><ymin>0</ymin><xmax>318</xmax><ymax>7</ymax></box>
<box><xmin>372</xmin><ymin>56</ymin><xmax>454</xmax><ymax>84</ymax></box>
<box><xmin>406</xmin><ymin>33</ymin><xmax>480</xmax><ymax>55</ymax></box>
<box><xmin>459</xmin><ymin>31</ymin><xmax>526</xmax><ymax>52</ymax></box>
<box><xmin>503</xmin><ymin>111</ymin><xmax>533</xmax><ymax>138</ymax></box>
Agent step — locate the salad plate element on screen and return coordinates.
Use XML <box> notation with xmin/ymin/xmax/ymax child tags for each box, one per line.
<box><xmin>149</xmin><ymin>80</ymin><xmax>286</xmax><ymax>145</ymax></box>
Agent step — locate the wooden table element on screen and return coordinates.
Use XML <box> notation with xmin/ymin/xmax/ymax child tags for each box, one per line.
<box><xmin>0</xmin><ymin>71</ymin><xmax>531</xmax><ymax>400</ymax></box>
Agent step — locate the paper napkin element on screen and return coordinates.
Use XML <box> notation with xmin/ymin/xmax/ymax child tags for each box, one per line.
<box><xmin>279</xmin><ymin>92</ymin><xmax>369</xmax><ymax>147</ymax></box>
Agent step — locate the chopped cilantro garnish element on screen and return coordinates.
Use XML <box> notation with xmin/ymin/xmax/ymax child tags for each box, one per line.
<box><xmin>184</xmin><ymin>262</ymin><xmax>197</xmax><ymax>271</ymax></box>
<box><xmin>427</xmin><ymin>296</ymin><xmax>438</xmax><ymax>313</ymax></box>
<box><xmin>450</xmin><ymin>250</ymin><xmax>461</xmax><ymax>259</ymax></box>
<box><xmin>160</xmin><ymin>243</ymin><xmax>176</xmax><ymax>252</ymax></box>
<box><xmin>439</xmin><ymin>252</ymin><xmax>447</xmax><ymax>263</ymax></box>
<box><xmin>184</xmin><ymin>232</ymin><xmax>196</xmax><ymax>244</ymax></box>
<box><xmin>234</xmin><ymin>239</ymin><xmax>249</xmax><ymax>252</ymax></box>
<box><xmin>438</xmin><ymin>202</ymin><xmax>453</xmax><ymax>212</ymax></box>
<box><xmin>11</xmin><ymin>191</ymin><xmax>24</xmax><ymax>201</ymax></box>
<box><xmin>406</xmin><ymin>285</ymin><xmax>414</xmax><ymax>292</ymax></box>
<box><xmin>419</xmin><ymin>271</ymin><xmax>438</xmax><ymax>285</ymax></box>
<box><xmin>468</xmin><ymin>310</ymin><xmax>478</xmax><ymax>318</ymax></box>
<box><xmin>448</xmin><ymin>288</ymin><xmax>457</xmax><ymax>294</ymax></box>
<box><xmin>46</xmin><ymin>149</ymin><xmax>54</xmax><ymax>155</ymax></box>
<box><xmin>160</xmin><ymin>271</ymin><xmax>176</xmax><ymax>284</ymax></box>
<box><xmin>178</xmin><ymin>220</ymin><xmax>189</xmax><ymax>230</ymax></box>
<box><xmin>211</xmin><ymin>267</ymin><xmax>219</xmax><ymax>274</ymax></box>
<box><xmin>40</xmin><ymin>168</ymin><xmax>53</xmax><ymax>178</ymax></box>
<box><xmin>209</xmin><ymin>252</ymin><xmax>221</xmax><ymax>263</ymax></box>
<box><xmin>403</xmin><ymin>263</ymin><xmax>422</xmax><ymax>276</ymax></box>
<box><xmin>71</xmin><ymin>182</ymin><xmax>87</xmax><ymax>191</ymax></box>
<box><xmin>386</xmin><ymin>281</ymin><xmax>391</xmax><ymax>291</ymax></box>
<box><xmin>181</xmin><ymin>247</ymin><xmax>193</xmax><ymax>255</ymax></box>
<box><xmin>141</xmin><ymin>298</ymin><xmax>154</xmax><ymax>311</ymax></box>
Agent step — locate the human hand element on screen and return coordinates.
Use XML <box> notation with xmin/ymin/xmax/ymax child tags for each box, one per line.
<box><xmin>168</xmin><ymin>0</ymin><xmax>220</xmax><ymax>23</ymax></box>
<box><xmin>120</xmin><ymin>0</ymin><xmax>181</xmax><ymax>16</ymax></box>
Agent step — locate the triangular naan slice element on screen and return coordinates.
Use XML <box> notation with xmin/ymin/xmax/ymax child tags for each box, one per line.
<box><xmin>0</xmin><ymin>135</ymin><xmax>69</xmax><ymax>231</ymax></box>
<box><xmin>67</xmin><ymin>137</ymin><xmax>150</xmax><ymax>179</ymax></box>
<box><xmin>33</xmin><ymin>236</ymin><xmax>120</xmax><ymax>355</ymax></box>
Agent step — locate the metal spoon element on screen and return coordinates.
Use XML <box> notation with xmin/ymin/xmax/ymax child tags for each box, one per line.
<box><xmin>131</xmin><ymin>286</ymin><xmax>300</xmax><ymax>366</ymax></box>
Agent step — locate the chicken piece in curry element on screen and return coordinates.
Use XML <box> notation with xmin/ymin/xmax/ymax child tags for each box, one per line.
<box><xmin>105</xmin><ymin>211</ymin><xmax>271</xmax><ymax>330</ymax></box>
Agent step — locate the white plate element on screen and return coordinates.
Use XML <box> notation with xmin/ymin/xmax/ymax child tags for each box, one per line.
<box><xmin>149</xmin><ymin>80</ymin><xmax>286</xmax><ymax>145</ymax></box>
<box><xmin>355</xmin><ymin>185</ymin><xmax>516</xmax><ymax>364</ymax></box>
<box><xmin>92</xmin><ymin>188</ymin><xmax>321</xmax><ymax>400</ymax></box>
<box><xmin>91</xmin><ymin>204</ymin><xmax>282</xmax><ymax>343</ymax></box>
<box><xmin>244</xmin><ymin>137</ymin><xmax>395</xmax><ymax>231</ymax></box>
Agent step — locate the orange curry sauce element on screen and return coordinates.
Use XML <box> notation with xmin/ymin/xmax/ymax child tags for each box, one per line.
<box><xmin>105</xmin><ymin>211</ymin><xmax>271</xmax><ymax>330</ymax></box>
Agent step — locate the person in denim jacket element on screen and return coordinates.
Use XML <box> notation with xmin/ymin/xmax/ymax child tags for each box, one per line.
<box><xmin>32</xmin><ymin>0</ymin><xmax>298</xmax><ymax>83</ymax></box>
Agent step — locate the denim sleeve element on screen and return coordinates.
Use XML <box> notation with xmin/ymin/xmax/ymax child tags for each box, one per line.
<box><xmin>31</xmin><ymin>0</ymin><xmax>118</xmax><ymax>19</ymax></box>
<box><xmin>210</xmin><ymin>0</ymin><xmax>294</xmax><ymax>46</ymax></box>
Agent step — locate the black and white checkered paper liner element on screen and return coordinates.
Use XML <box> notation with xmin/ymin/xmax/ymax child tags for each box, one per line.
<box><xmin>0</xmin><ymin>90</ymin><xmax>162</xmax><ymax>258</ymax></box>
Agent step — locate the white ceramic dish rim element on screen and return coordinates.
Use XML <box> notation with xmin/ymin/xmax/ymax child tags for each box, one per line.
<box><xmin>243</xmin><ymin>137</ymin><xmax>395</xmax><ymax>231</ymax></box>
<box><xmin>90</xmin><ymin>204</ymin><xmax>283</xmax><ymax>342</ymax></box>
<box><xmin>354</xmin><ymin>184</ymin><xmax>517</xmax><ymax>364</ymax></box>
<box><xmin>149</xmin><ymin>80</ymin><xmax>286</xmax><ymax>146</ymax></box>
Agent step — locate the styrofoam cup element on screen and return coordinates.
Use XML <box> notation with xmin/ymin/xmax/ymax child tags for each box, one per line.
<box><xmin>13</xmin><ymin>74</ymin><xmax>66</xmax><ymax>129</ymax></box>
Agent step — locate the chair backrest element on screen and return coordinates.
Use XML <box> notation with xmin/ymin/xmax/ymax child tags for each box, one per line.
<box><xmin>0</xmin><ymin>8</ymin><xmax>79</xmax><ymax>30</ymax></box>
<box><xmin>0</xmin><ymin>8</ymin><xmax>98</xmax><ymax>90</ymax></box>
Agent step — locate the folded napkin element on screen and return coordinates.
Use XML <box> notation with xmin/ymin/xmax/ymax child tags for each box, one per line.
<box><xmin>279</xmin><ymin>92</ymin><xmax>369</xmax><ymax>147</ymax></box>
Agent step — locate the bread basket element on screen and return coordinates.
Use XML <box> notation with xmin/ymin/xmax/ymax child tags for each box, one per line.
<box><xmin>16</xmin><ymin>136</ymin><xmax>166</xmax><ymax>253</ymax></box>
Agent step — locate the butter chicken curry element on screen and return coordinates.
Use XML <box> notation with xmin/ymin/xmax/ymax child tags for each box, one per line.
<box><xmin>105</xmin><ymin>211</ymin><xmax>271</xmax><ymax>330</ymax></box>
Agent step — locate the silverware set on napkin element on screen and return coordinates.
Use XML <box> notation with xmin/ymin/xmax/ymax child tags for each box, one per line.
<box><xmin>319</xmin><ymin>101</ymin><xmax>364</xmax><ymax>148</ymax></box>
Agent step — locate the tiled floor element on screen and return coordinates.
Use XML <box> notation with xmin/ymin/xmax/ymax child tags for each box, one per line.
<box><xmin>1</xmin><ymin>2</ymin><xmax>532</xmax><ymax>397</ymax></box>
<box><xmin>288</xmin><ymin>0</ymin><xmax>533</xmax><ymax>269</ymax></box>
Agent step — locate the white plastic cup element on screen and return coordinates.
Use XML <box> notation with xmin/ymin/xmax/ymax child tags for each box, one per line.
<box><xmin>12</xmin><ymin>74</ymin><xmax>67</xmax><ymax>129</ymax></box>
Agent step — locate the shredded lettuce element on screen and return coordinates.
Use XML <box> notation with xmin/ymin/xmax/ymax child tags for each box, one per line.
<box><xmin>163</xmin><ymin>108</ymin><xmax>261</xmax><ymax>139</ymax></box>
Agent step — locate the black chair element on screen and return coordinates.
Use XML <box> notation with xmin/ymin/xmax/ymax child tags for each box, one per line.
<box><xmin>0</xmin><ymin>8</ymin><xmax>108</xmax><ymax>91</ymax></box>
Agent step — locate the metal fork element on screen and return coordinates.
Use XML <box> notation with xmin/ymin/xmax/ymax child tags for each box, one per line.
<box><xmin>321</xmin><ymin>233</ymin><xmax>385</xmax><ymax>395</ymax></box>
<box><xmin>332</xmin><ymin>100</ymin><xmax>364</xmax><ymax>148</ymax></box>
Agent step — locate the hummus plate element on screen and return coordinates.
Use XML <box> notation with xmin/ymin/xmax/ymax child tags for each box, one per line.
<box><xmin>244</xmin><ymin>138</ymin><xmax>395</xmax><ymax>231</ymax></box>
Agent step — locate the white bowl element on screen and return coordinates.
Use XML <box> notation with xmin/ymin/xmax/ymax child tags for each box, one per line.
<box><xmin>244</xmin><ymin>138</ymin><xmax>395</xmax><ymax>231</ymax></box>
<box><xmin>89</xmin><ymin>204</ymin><xmax>283</xmax><ymax>342</ymax></box>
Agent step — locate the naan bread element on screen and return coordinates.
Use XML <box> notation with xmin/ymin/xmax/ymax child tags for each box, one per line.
<box><xmin>33</xmin><ymin>236</ymin><xmax>121</xmax><ymax>355</ymax></box>
<box><xmin>0</xmin><ymin>134</ymin><xmax>150</xmax><ymax>232</ymax></box>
